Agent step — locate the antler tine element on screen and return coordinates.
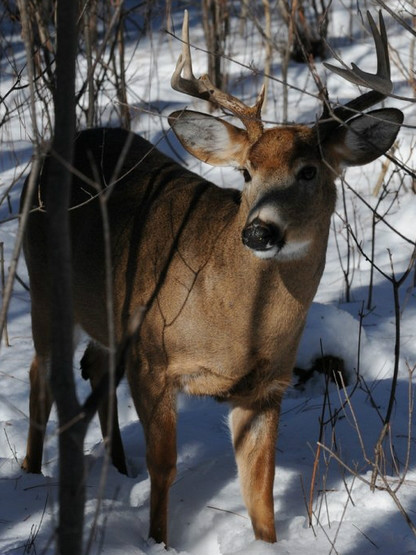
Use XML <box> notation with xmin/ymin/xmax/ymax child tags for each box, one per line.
<box><xmin>171</xmin><ymin>10</ymin><xmax>199</xmax><ymax>96</ymax></box>
<box><xmin>171</xmin><ymin>10</ymin><xmax>264</xmax><ymax>142</ymax></box>
<box><xmin>322</xmin><ymin>11</ymin><xmax>393</xmax><ymax>123</ymax></box>
<box><xmin>371</xmin><ymin>10</ymin><xmax>390</xmax><ymax>90</ymax></box>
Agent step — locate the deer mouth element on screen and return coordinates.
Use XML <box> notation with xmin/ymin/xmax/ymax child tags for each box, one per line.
<box><xmin>242</xmin><ymin>218</ymin><xmax>285</xmax><ymax>254</ymax></box>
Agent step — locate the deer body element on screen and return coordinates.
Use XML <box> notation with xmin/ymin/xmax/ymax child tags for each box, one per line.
<box><xmin>21</xmin><ymin>11</ymin><xmax>403</xmax><ymax>547</ymax></box>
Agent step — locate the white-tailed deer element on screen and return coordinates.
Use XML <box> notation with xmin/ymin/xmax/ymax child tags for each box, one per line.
<box><xmin>21</xmin><ymin>10</ymin><xmax>402</xmax><ymax>546</ymax></box>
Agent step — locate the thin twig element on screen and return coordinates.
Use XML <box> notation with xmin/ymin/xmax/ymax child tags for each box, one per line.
<box><xmin>0</xmin><ymin>243</ymin><xmax>10</xmax><ymax>347</ymax></box>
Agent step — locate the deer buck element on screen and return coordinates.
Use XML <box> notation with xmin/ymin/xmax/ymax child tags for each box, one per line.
<box><xmin>21</xmin><ymin>10</ymin><xmax>402</xmax><ymax>546</ymax></box>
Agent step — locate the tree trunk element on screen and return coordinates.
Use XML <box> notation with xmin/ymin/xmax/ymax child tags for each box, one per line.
<box><xmin>45</xmin><ymin>2</ymin><xmax>85</xmax><ymax>554</ymax></box>
<box><xmin>202</xmin><ymin>0</ymin><xmax>229</xmax><ymax>109</ymax></box>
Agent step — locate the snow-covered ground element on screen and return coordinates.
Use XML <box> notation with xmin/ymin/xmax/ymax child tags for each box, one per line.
<box><xmin>1</xmin><ymin>1</ymin><xmax>416</xmax><ymax>554</ymax></box>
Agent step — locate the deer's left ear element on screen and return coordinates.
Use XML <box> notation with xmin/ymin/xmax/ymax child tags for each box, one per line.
<box><xmin>326</xmin><ymin>108</ymin><xmax>403</xmax><ymax>167</ymax></box>
<box><xmin>169</xmin><ymin>110</ymin><xmax>250</xmax><ymax>167</ymax></box>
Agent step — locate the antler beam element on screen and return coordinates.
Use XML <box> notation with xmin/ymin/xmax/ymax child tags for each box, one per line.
<box><xmin>323</xmin><ymin>11</ymin><xmax>394</xmax><ymax>123</ymax></box>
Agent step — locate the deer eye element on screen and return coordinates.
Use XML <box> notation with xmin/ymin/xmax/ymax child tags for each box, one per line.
<box><xmin>240</xmin><ymin>168</ymin><xmax>252</xmax><ymax>182</ymax></box>
<box><xmin>298</xmin><ymin>166</ymin><xmax>317</xmax><ymax>181</ymax></box>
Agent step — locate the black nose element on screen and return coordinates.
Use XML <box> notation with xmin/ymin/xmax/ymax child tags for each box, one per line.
<box><xmin>242</xmin><ymin>218</ymin><xmax>284</xmax><ymax>251</ymax></box>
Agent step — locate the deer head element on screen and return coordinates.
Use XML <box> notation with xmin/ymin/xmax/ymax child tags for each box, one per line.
<box><xmin>169</xmin><ymin>11</ymin><xmax>403</xmax><ymax>261</ymax></box>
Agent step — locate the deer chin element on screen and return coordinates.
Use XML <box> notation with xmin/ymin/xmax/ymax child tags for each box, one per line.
<box><xmin>249</xmin><ymin>238</ymin><xmax>312</xmax><ymax>261</ymax></box>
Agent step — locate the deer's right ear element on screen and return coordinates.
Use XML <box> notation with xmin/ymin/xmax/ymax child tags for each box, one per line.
<box><xmin>168</xmin><ymin>110</ymin><xmax>249</xmax><ymax>167</ymax></box>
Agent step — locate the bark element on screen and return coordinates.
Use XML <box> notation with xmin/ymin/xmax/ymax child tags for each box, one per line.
<box><xmin>202</xmin><ymin>0</ymin><xmax>229</xmax><ymax>102</ymax></box>
<box><xmin>45</xmin><ymin>1</ymin><xmax>85</xmax><ymax>553</ymax></box>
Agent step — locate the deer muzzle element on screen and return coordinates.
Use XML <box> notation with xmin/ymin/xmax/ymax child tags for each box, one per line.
<box><xmin>242</xmin><ymin>217</ymin><xmax>285</xmax><ymax>253</ymax></box>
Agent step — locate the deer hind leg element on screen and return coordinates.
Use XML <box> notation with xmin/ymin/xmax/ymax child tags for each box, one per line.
<box><xmin>22</xmin><ymin>295</ymin><xmax>54</xmax><ymax>474</ymax></box>
<box><xmin>21</xmin><ymin>352</ymin><xmax>53</xmax><ymax>473</ymax></box>
<box><xmin>80</xmin><ymin>342</ymin><xmax>127</xmax><ymax>475</ymax></box>
<box><xmin>128</xmin><ymin>367</ymin><xmax>177</xmax><ymax>545</ymax></box>
<box><xmin>229</xmin><ymin>403</ymin><xmax>280</xmax><ymax>543</ymax></box>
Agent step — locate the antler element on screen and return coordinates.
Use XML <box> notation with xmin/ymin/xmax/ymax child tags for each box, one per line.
<box><xmin>171</xmin><ymin>10</ymin><xmax>265</xmax><ymax>143</ymax></box>
<box><xmin>321</xmin><ymin>11</ymin><xmax>393</xmax><ymax>125</ymax></box>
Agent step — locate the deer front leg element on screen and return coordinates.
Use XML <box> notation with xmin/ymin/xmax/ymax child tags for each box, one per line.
<box><xmin>22</xmin><ymin>354</ymin><xmax>53</xmax><ymax>473</ymax></box>
<box><xmin>229</xmin><ymin>403</ymin><xmax>280</xmax><ymax>543</ymax></box>
<box><xmin>129</xmin><ymin>373</ymin><xmax>177</xmax><ymax>546</ymax></box>
<box><xmin>147</xmin><ymin>408</ymin><xmax>177</xmax><ymax>546</ymax></box>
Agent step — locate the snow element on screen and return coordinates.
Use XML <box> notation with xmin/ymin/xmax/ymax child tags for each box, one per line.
<box><xmin>1</xmin><ymin>1</ymin><xmax>416</xmax><ymax>554</ymax></box>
